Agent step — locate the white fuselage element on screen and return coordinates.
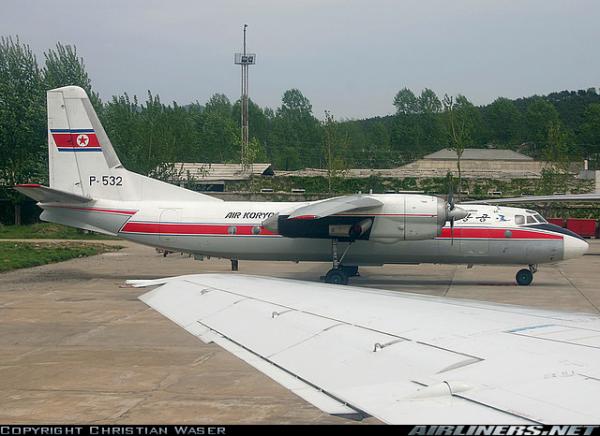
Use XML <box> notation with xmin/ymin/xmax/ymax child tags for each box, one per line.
<box><xmin>39</xmin><ymin>199</ymin><xmax>588</xmax><ymax>266</ymax></box>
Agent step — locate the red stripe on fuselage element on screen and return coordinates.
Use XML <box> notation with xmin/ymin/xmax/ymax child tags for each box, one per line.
<box><xmin>334</xmin><ymin>213</ymin><xmax>436</xmax><ymax>217</ymax></box>
<box><xmin>437</xmin><ymin>227</ymin><xmax>562</xmax><ymax>239</ymax></box>
<box><xmin>120</xmin><ymin>222</ymin><xmax>562</xmax><ymax>239</ymax></box>
<box><xmin>121</xmin><ymin>222</ymin><xmax>277</xmax><ymax>236</ymax></box>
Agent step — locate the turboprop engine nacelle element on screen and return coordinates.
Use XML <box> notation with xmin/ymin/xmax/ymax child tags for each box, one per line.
<box><xmin>263</xmin><ymin>194</ymin><xmax>465</xmax><ymax>241</ymax></box>
<box><xmin>367</xmin><ymin>195</ymin><xmax>450</xmax><ymax>241</ymax></box>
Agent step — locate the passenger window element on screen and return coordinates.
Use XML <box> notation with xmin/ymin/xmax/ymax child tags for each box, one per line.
<box><xmin>515</xmin><ymin>215</ymin><xmax>525</xmax><ymax>225</ymax></box>
<box><xmin>526</xmin><ymin>216</ymin><xmax>536</xmax><ymax>224</ymax></box>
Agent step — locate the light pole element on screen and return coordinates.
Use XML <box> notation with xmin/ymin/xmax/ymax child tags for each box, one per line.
<box><xmin>234</xmin><ymin>24</ymin><xmax>256</xmax><ymax>168</ymax></box>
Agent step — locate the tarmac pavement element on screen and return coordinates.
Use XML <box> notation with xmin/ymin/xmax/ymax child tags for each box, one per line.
<box><xmin>1</xmin><ymin>239</ymin><xmax>599</xmax><ymax>423</ymax></box>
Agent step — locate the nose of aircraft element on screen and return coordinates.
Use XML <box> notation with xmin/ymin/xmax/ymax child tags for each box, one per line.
<box><xmin>563</xmin><ymin>235</ymin><xmax>589</xmax><ymax>260</ymax></box>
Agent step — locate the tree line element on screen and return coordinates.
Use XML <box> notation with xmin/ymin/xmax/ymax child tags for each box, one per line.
<box><xmin>2</xmin><ymin>36</ymin><xmax>600</xmax><ymax>193</ymax></box>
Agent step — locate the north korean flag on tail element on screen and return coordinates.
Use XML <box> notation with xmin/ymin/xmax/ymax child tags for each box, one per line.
<box><xmin>50</xmin><ymin>129</ymin><xmax>101</xmax><ymax>152</ymax></box>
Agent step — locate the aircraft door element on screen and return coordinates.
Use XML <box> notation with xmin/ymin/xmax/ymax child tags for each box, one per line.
<box><xmin>159</xmin><ymin>209</ymin><xmax>181</xmax><ymax>246</ymax></box>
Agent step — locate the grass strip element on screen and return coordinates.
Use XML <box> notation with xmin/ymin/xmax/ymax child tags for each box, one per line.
<box><xmin>0</xmin><ymin>241</ymin><xmax>121</xmax><ymax>273</ymax></box>
<box><xmin>0</xmin><ymin>223</ymin><xmax>117</xmax><ymax>240</ymax></box>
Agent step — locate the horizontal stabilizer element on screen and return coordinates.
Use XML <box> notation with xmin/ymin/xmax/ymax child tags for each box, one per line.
<box><xmin>14</xmin><ymin>184</ymin><xmax>91</xmax><ymax>203</ymax></box>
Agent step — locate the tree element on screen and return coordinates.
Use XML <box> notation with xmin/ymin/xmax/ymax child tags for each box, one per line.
<box><xmin>43</xmin><ymin>42</ymin><xmax>101</xmax><ymax>110</ymax></box>
<box><xmin>197</xmin><ymin>107</ymin><xmax>239</xmax><ymax>163</ymax></box>
<box><xmin>580</xmin><ymin>103</ymin><xmax>600</xmax><ymax>147</ymax></box>
<box><xmin>414</xmin><ymin>89</ymin><xmax>444</xmax><ymax>153</ymax></box>
<box><xmin>204</xmin><ymin>93</ymin><xmax>232</xmax><ymax>117</ymax></box>
<box><xmin>279</xmin><ymin>88</ymin><xmax>313</xmax><ymax>116</ymax></box>
<box><xmin>418</xmin><ymin>88</ymin><xmax>442</xmax><ymax>114</ymax></box>
<box><xmin>322</xmin><ymin>111</ymin><xmax>347</xmax><ymax>192</ymax></box>
<box><xmin>0</xmin><ymin>36</ymin><xmax>46</xmax><ymax>223</ymax></box>
<box><xmin>443</xmin><ymin>94</ymin><xmax>474</xmax><ymax>195</ymax></box>
<box><xmin>525</xmin><ymin>97</ymin><xmax>560</xmax><ymax>155</ymax></box>
<box><xmin>365</xmin><ymin>121</ymin><xmax>391</xmax><ymax>167</ymax></box>
<box><xmin>484</xmin><ymin>97</ymin><xmax>523</xmax><ymax>145</ymax></box>
<box><xmin>537</xmin><ymin>122</ymin><xmax>572</xmax><ymax>194</ymax></box>
<box><xmin>268</xmin><ymin>89</ymin><xmax>321</xmax><ymax>169</ymax></box>
<box><xmin>545</xmin><ymin>121</ymin><xmax>571</xmax><ymax>172</ymax></box>
<box><xmin>232</xmin><ymin>98</ymin><xmax>270</xmax><ymax>150</ymax></box>
<box><xmin>393</xmin><ymin>88</ymin><xmax>419</xmax><ymax>115</ymax></box>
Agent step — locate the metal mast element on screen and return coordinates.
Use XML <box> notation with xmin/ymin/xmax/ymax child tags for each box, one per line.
<box><xmin>234</xmin><ymin>24</ymin><xmax>256</xmax><ymax>168</ymax></box>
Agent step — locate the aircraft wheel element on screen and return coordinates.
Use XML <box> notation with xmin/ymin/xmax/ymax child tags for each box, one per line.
<box><xmin>341</xmin><ymin>265</ymin><xmax>359</xmax><ymax>277</ymax></box>
<box><xmin>325</xmin><ymin>269</ymin><xmax>349</xmax><ymax>285</ymax></box>
<box><xmin>516</xmin><ymin>268</ymin><xmax>533</xmax><ymax>286</ymax></box>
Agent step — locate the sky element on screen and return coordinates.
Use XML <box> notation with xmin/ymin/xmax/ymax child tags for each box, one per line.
<box><xmin>2</xmin><ymin>0</ymin><xmax>599</xmax><ymax>119</ymax></box>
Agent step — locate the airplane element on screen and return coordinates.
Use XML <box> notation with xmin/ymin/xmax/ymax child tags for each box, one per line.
<box><xmin>132</xmin><ymin>273</ymin><xmax>600</xmax><ymax>424</ymax></box>
<box><xmin>15</xmin><ymin>86</ymin><xmax>589</xmax><ymax>286</ymax></box>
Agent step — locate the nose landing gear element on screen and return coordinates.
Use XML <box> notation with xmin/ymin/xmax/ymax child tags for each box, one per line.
<box><xmin>516</xmin><ymin>264</ymin><xmax>537</xmax><ymax>286</ymax></box>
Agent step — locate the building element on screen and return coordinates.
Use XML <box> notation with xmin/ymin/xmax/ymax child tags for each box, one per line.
<box><xmin>163</xmin><ymin>163</ymin><xmax>274</xmax><ymax>191</ymax></box>
<box><xmin>278</xmin><ymin>149</ymin><xmax>551</xmax><ymax>180</ymax></box>
<box><xmin>399</xmin><ymin>148</ymin><xmax>550</xmax><ymax>179</ymax></box>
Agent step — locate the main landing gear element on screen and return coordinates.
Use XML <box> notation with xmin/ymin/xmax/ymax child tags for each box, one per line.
<box><xmin>516</xmin><ymin>264</ymin><xmax>537</xmax><ymax>286</ymax></box>
<box><xmin>323</xmin><ymin>239</ymin><xmax>358</xmax><ymax>285</ymax></box>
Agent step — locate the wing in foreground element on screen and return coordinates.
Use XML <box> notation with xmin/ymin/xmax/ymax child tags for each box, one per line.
<box><xmin>135</xmin><ymin>274</ymin><xmax>600</xmax><ymax>424</ymax></box>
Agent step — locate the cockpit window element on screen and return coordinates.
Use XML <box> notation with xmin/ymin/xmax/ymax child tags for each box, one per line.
<box><xmin>515</xmin><ymin>215</ymin><xmax>525</xmax><ymax>225</ymax></box>
<box><xmin>526</xmin><ymin>215</ymin><xmax>536</xmax><ymax>224</ymax></box>
<box><xmin>534</xmin><ymin>213</ymin><xmax>547</xmax><ymax>223</ymax></box>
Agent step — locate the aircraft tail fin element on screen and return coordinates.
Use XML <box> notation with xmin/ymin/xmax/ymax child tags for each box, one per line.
<box><xmin>47</xmin><ymin>86</ymin><xmax>221</xmax><ymax>202</ymax></box>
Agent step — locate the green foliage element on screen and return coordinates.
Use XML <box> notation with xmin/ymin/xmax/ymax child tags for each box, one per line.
<box><xmin>43</xmin><ymin>42</ymin><xmax>101</xmax><ymax>109</ymax></box>
<box><xmin>581</xmin><ymin>103</ymin><xmax>600</xmax><ymax>145</ymax></box>
<box><xmin>2</xmin><ymin>35</ymin><xmax>600</xmax><ymax>208</ymax></box>
<box><xmin>0</xmin><ymin>36</ymin><xmax>46</xmax><ymax>195</ymax></box>
<box><xmin>0</xmin><ymin>223</ymin><xmax>116</xmax><ymax>239</ymax></box>
<box><xmin>483</xmin><ymin>97</ymin><xmax>523</xmax><ymax>144</ymax></box>
<box><xmin>393</xmin><ymin>88</ymin><xmax>419</xmax><ymax>115</ymax></box>
<box><xmin>322</xmin><ymin>111</ymin><xmax>348</xmax><ymax>192</ymax></box>
<box><xmin>0</xmin><ymin>241</ymin><xmax>120</xmax><ymax>272</ymax></box>
<box><xmin>525</xmin><ymin>97</ymin><xmax>561</xmax><ymax>154</ymax></box>
<box><xmin>267</xmin><ymin>88</ymin><xmax>322</xmax><ymax>169</ymax></box>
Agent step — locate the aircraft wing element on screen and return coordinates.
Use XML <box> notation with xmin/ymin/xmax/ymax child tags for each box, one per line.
<box><xmin>463</xmin><ymin>193</ymin><xmax>600</xmax><ymax>204</ymax></box>
<box><xmin>287</xmin><ymin>194</ymin><xmax>382</xmax><ymax>219</ymax></box>
<box><xmin>135</xmin><ymin>274</ymin><xmax>600</xmax><ymax>424</ymax></box>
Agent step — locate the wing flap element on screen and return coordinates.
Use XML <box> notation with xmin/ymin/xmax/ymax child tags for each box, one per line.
<box><xmin>140</xmin><ymin>284</ymin><xmax>361</xmax><ymax>417</ymax></box>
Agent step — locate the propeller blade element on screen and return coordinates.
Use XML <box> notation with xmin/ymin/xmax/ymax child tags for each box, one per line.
<box><xmin>447</xmin><ymin>172</ymin><xmax>455</xmax><ymax>211</ymax></box>
<box><xmin>450</xmin><ymin>217</ymin><xmax>455</xmax><ymax>246</ymax></box>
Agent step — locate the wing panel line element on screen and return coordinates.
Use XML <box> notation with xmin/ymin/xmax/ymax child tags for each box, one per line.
<box><xmin>195</xmin><ymin>320</ymin><xmax>369</xmax><ymax>420</ymax></box>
